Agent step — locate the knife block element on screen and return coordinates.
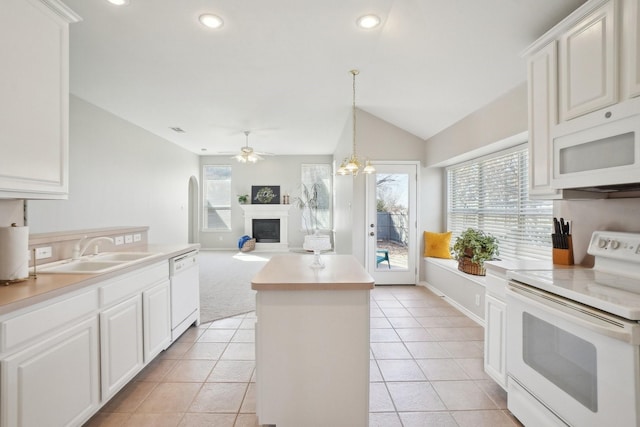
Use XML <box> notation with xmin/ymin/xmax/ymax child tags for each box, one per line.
<box><xmin>553</xmin><ymin>235</ymin><xmax>574</xmax><ymax>265</ymax></box>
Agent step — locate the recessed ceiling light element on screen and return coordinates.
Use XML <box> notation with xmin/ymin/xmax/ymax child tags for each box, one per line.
<box><xmin>199</xmin><ymin>14</ymin><xmax>224</xmax><ymax>29</ymax></box>
<box><xmin>107</xmin><ymin>0</ymin><xmax>130</xmax><ymax>5</ymax></box>
<box><xmin>357</xmin><ymin>14</ymin><xmax>381</xmax><ymax>29</ymax></box>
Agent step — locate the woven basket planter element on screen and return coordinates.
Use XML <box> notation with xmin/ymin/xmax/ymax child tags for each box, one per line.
<box><xmin>457</xmin><ymin>256</ymin><xmax>486</xmax><ymax>276</ymax></box>
<box><xmin>240</xmin><ymin>238</ymin><xmax>256</xmax><ymax>252</ymax></box>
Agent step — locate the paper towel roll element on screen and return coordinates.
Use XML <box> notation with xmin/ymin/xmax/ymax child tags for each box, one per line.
<box><xmin>0</xmin><ymin>225</ymin><xmax>29</xmax><ymax>281</ymax></box>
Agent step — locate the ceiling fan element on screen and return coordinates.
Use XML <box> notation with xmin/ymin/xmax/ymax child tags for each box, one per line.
<box><xmin>233</xmin><ymin>131</ymin><xmax>272</xmax><ymax>163</ymax></box>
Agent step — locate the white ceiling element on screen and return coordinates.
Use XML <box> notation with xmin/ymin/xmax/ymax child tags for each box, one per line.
<box><xmin>64</xmin><ymin>0</ymin><xmax>587</xmax><ymax>156</ymax></box>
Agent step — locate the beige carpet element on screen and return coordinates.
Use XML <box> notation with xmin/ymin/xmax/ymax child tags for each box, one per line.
<box><xmin>198</xmin><ymin>250</ymin><xmax>274</xmax><ymax>323</ymax></box>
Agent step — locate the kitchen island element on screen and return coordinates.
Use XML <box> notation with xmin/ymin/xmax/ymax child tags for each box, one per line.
<box><xmin>251</xmin><ymin>254</ymin><xmax>374</xmax><ymax>427</ymax></box>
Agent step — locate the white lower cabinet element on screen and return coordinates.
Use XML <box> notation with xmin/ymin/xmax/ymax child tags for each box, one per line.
<box><xmin>484</xmin><ymin>270</ymin><xmax>508</xmax><ymax>390</ymax></box>
<box><xmin>1</xmin><ymin>316</ymin><xmax>100</xmax><ymax>427</ymax></box>
<box><xmin>143</xmin><ymin>280</ymin><xmax>171</xmax><ymax>362</ymax></box>
<box><xmin>484</xmin><ymin>294</ymin><xmax>507</xmax><ymax>389</ymax></box>
<box><xmin>100</xmin><ymin>295</ymin><xmax>144</xmax><ymax>401</ymax></box>
<box><xmin>0</xmin><ymin>259</ymin><xmax>175</xmax><ymax>426</ymax></box>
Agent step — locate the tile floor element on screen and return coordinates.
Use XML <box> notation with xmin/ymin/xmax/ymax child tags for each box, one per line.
<box><xmin>85</xmin><ymin>285</ymin><xmax>523</xmax><ymax>427</ymax></box>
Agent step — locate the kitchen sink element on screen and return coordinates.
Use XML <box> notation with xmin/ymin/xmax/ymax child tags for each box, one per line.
<box><xmin>92</xmin><ymin>252</ymin><xmax>160</xmax><ymax>262</ymax></box>
<box><xmin>37</xmin><ymin>260</ymin><xmax>125</xmax><ymax>274</ymax></box>
<box><xmin>37</xmin><ymin>252</ymin><xmax>162</xmax><ymax>274</ymax></box>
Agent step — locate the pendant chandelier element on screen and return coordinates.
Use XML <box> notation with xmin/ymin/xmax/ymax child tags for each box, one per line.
<box><xmin>337</xmin><ymin>69</ymin><xmax>375</xmax><ymax>176</ymax></box>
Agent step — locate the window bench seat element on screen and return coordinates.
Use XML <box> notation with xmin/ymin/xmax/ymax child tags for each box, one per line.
<box><xmin>422</xmin><ymin>257</ymin><xmax>485</xmax><ymax>326</ymax></box>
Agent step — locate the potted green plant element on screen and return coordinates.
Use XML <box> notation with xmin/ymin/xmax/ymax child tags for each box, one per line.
<box><xmin>452</xmin><ymin>228</ymin><xmax>499</xmax><ymax>276</ymax></box>
<box><xmin>237</xmin><ymin>194</ymin><xmax>249</xmax><ymax>204</ymax></box>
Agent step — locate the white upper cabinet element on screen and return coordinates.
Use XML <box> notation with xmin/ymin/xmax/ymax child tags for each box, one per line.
<box><xmin>558</xmin><ymin>0</ymin><xmax>617</xmax><ymax>122</ymax></box>
<box><xmin>623</xmin><ymin>0</ymin><xmax>640</xmax><ymax>98</ymax></box>
<box><xmin>528</xmin><ymin>42</ymin><xmax>563</xmax><ymax>198</ymax></box>
<box><xmin>0</xmin><ymin>0</ymin><xmax>80</xmax><ymax>199</ymax></box>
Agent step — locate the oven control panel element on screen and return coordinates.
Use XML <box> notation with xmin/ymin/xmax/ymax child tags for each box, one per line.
<box><xmin>588</xmin><ymin>231</ymin><xmax>640</xmax><ymax>261</ymax></box>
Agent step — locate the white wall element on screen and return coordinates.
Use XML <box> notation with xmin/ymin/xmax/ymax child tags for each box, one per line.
<box><xmin>424</xmin><ymin>83</ymin><xmax>528</xmax><ymax>168</ymax></box>
<box><xmin>333</xmin><ymin>109</ymin><xmax>426</xmax><ymax>264</ymax></box>
<box><xmin>198</xmin><ymin>154</ymin><xmax>333</xmax><ymax>249</ymax></box>
<box><xmin>556</xmin><ymin>198</ymin><xmax>640</xmax><ymax>266</ymax></box>
<box><xmin>27</xmin><ymin>96</ymin><xmax>200</xmax><ymax>244</ymax></box>
<box><xmin>422</xmin><ymin>84</ymin><xmax>529</xmax><ymax>234</ymax></box>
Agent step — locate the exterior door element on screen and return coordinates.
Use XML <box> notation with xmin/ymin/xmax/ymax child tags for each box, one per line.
<box><xmin>365</xmin><ymin>162</ymin><xmax>418</xmax><ymax>285</ymax></box>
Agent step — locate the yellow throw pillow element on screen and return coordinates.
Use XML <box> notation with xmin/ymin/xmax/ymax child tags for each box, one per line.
<box><xmin>424</xmin><ymin>231</ymin><xmax>452</xmax><ymax>259</ymax></box>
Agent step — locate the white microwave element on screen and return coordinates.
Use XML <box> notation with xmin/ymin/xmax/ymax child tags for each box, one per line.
<box><xmin>552</xmin><ymin>106</ymin><xmax>640</xmax><ymax>191</ymax></box>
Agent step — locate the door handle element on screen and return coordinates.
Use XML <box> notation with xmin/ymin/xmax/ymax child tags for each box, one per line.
<box><xmin>369</xmin><ymin>232</ymin><xmax>375</xmax><ymax>236</ymax></box>
<box><xmin>370</xmin><ymin>224</ymin><xmax>375</xmax><ymax>228</ymax></box>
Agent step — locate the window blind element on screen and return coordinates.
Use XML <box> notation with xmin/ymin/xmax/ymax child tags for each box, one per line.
<box><xmin>447</xmin><ymin>145</ymin><xmax>553</xmax><ymax>261</ymax></box>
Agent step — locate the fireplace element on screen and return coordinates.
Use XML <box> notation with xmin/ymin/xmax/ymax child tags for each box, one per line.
<box><xmin>252</xmin><ymin>219</ymin><xmax>280</xmax><ymax>243</ymax></box>
<box><xmin>240</xmin><ymin>204</ymin><xmax>292</xmax><ymax>251</ymax></box>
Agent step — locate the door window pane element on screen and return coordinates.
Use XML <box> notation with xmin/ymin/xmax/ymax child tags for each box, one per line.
<box><xmin>376</xmin><ymin>173</ymin><xmax>409</xmax><ymax>270</ymax></box>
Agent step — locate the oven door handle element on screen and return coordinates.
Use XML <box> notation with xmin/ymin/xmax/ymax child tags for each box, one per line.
<box><xmin>507</xmin><ymin>283</ymin><xmax>640</xmax><ymax>344</ymax></box>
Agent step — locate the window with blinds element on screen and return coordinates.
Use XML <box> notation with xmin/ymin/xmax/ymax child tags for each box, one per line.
<box><xmin>447</xmin><ymin>145</ymin><xmax>553</xmax><ymax>261</ymax></box>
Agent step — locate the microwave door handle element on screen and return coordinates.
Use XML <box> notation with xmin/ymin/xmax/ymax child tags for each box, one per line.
<box><xmin>507</xmin><ymin>284</ymin><xmax>637</xmax><ymax>344</ymax></box>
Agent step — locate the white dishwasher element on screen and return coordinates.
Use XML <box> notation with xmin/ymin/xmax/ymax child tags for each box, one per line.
<box><xmin>169</xmin><ymin>250</ymin><xmax>200</xmax><ymax>341</ymax></box>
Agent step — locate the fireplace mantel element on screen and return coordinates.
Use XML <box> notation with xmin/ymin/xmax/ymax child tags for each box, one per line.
<box><xmin>240</xmin><ymin>204</ymin><xmax>293</xmax><ymax>251</ymax></box>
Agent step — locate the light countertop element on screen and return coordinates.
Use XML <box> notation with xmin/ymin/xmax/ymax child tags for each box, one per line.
<box><xmin>251</xmin><ymin>254</ymin><xmax>374</xmax><ymax>291</ymax></box>
<box><xmin>0</xmin><ymin>244</ymin><xmax>198</xmax><ymax>315</ymax></box>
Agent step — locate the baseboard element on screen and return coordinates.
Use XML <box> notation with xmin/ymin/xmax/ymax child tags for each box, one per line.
<box><xmin>419</xmin><ymin>280</ymin><xmax>485</xmax><ymax>327</ymax></box>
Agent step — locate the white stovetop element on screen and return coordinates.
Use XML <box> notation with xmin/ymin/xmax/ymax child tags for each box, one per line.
<box><xmin>508</xmin><ymin>268</ymin><xmax>640</xmax><ymax>320</ymax></box>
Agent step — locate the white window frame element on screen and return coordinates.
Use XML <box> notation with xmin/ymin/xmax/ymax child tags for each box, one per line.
<box><xmin>202</xmin><ymin>165</ymin><xmax>232</xmax><ymax>232</ymax></box>
<box><xmin>446</xmin><ymin>144</ymin><xmax>553</xmax><ymax>261</ymax></box>
<box><xmin>300</xmin><ymin>164</ymin><xmax>333</xmax><ymax>232</ymax></box>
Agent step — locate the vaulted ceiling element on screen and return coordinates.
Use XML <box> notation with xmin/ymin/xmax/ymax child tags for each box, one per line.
<box><xmin>64</xmin><ymin>0</ymin><xmax>587</xmax><ymax>156</ymax></box>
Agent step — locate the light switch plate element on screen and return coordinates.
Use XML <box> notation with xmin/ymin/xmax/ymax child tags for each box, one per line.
<box><xmin>114</xmin><ymin>236</ymin><xmax>124</xmax><ymax>245</ymax></box>
<box><xmin>125</xmin><ymin>235</ymin><xmax>133</xmax><ymax>244</ymax></box>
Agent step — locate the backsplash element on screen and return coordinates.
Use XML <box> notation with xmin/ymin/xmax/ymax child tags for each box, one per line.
<box><xmin>28</xmin><ymin>227</ymin><xmax>150</xmax><ymax>267</ymax></box>
<box><xmin>556</xmin><ymin>198</ymin><xmax>640</xmax><ymax>266</ymax></box>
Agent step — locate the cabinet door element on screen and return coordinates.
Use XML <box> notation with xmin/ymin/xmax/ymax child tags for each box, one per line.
<box><xmin>528</xmin><ymin>42</ymin><xmax>562</xmax><ymax>198</ymax></box>
<box><xmin>623</xmin><ymin>0</ymin><xmax>640</xmax><ymax>98</ymax></box>
<box><xmin>143</xmin><ymin>280</ymin><xmax>171</xmax><ymax>362</ymax></box>
<box><xmin>0</xmin><ymin>0</ymin><xmax>78</xmax><ymax>199</ymax></box>
<box><xmin>559</xmin><ymin>0</ymin><xmax>617</xmax><ymax>121</ymax></box>
<box><xmin>484</xmin><ymin>294</ymin><xmax>507</xmax><ymax>390</ymax></box>
<box><xmin>1</xmin><ymin>317</ymin><xmax>100</xmax><ymax>427</ymax></box>
<box><xmin>100</xmin><ymin>295</ymin><xmax>143</xmax><ymax>400</ymax></box>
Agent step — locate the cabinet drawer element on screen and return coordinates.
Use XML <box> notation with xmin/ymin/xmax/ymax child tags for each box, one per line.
<box><xmin>0</xmin><ymin>289</ymin><xmax>99</xmax><ymax>353</ymax></box>
<box><xmin>100</xmin><ymin>262</ymin><xmax>168</xmax><ymax>307</ymax></box>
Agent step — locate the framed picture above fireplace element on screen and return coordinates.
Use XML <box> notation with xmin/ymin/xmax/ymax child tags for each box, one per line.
<box><xmin>251</xmin><ymin>186</ymin><xmax>280</xmax><ymax>204</ymax></box>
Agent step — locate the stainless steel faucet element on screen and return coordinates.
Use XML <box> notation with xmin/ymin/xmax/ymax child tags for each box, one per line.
<box><xmin>72</xmin><ymin>236</ymin><xmax>115</xmax><ymax>260</ymax></box>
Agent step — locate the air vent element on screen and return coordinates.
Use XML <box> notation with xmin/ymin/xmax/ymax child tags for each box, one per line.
<box><xmin>170</xmin><ymin>127</ymin><xmax>185</xmax><ymax>133</ymax></box>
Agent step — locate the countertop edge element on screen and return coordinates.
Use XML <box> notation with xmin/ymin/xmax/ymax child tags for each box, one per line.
<box><xmin>0</xmin><ymin>243</ymin><xmax>199</xmax><ymax>316</ymax></box>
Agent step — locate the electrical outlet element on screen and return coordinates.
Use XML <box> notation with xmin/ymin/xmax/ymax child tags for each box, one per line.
<box><xmin>35</xmin><ymin>246</ymin><xmax>52</xmax><ymax>260</ymax></box>
<box><xmin>125</xmin><ymin>235</ymin><xmax>133</xmax><ymax>244</ymax></box>
<box><xmin>133</xmin><ymin>233</ymin><xmax>142</xmax><ymax>242</ymax></box>
<box><xmin>114</xmin><ymin>236</ymin><xmax>124</xmax><ymax>246</ymax></box>
<box><xmin>475</xmin><ymin>294</ymin><xmax>481</xmax><ymax>306</ymax></box>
